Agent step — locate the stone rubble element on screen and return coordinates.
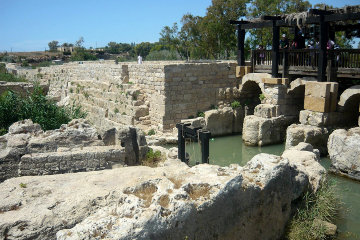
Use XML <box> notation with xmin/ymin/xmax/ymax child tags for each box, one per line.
<box><xmin>0</xmin><ymin>119</ymin><xmax>147</xmax><ymax>182</ymax></box>
<box><xmin>0</xmin><ymin>144</ymin><xmax>325</xmax><ymax>240</ymax></box>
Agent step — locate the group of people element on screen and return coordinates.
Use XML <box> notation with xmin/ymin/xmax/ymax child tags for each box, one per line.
<box><xmin>256</xmin><ymin>31</ymin><xmax>338</xmax><ymax>65</ymax></box>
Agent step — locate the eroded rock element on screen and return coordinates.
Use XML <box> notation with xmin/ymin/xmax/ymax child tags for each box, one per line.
<box><xmin>328</xmin><ymin>127</ymin><xmax>360</xmax><ymax>181</ymax></box>
<box><xmin>0</xmin><ymin>149</ymin><xmax>322</xmax><ymax>240</ymax></box>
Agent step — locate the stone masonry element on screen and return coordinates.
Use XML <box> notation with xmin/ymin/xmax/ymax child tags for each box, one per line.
<box><xmin>9</xmin><ymin>61</ymin><xmax>238</xmax><ymax>133</ymax></box>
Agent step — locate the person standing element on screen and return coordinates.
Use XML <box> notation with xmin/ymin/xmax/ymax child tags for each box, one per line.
<box><xmin>137</xmin><ymin>55</ymin><xmax>143</xmax><ymax>64</ymax></box>
<box><xmin>280</xmin><ymin>34</ymin><xmax>289</xmax><ymax>49</ymax></box>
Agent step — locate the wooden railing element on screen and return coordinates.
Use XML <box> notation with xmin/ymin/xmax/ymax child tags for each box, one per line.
<box><xmin>251</xmin><ymin>49</ymin><xmax>360</xmax><ymax>69</ymax></box>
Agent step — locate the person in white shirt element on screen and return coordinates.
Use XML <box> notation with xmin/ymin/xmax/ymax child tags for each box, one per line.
<box><xmin>137</xmin><ymin>55</ymin><xmax>143</xmax><ymax>64</ymax></box>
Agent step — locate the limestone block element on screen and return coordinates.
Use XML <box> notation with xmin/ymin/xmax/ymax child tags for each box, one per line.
<box><xmin>328</xmin><ymin>127</ymin><xmax>360</xmax><ymax>181</ymax></box>
<box><xmin>329</xmin><ymin>82</ymin><xmax>338</xmax><ymax>112</ymax></box>
<box><xmin>134</xmin><ymin>105</ymin><xmax>149</xmax><ymax>118</ymax></box>
<box><xmin>204</xmin><ymin>107</ymin><xmax>234</xmax><ymax>136</ymax></box>
<box><xmin>236</xmin><ymin>66</ymin><xmax>252</xmax><ymax>78</ymax></box>
<box><xmin>254</xmin><ymin>104</ymin><xmax>278</xmax><ymax>118</ymax></box>
<box><xmin>242</xmin><ymin>115</ymin><xmax>297</xmax><ymax>146</ymax></box>
<box><xmin>305</xmin><ymin>81</ymin><xmax>330</xmax><ymax>98</ymax></box>
<box><xmin>261</xmin><ymin>78</ymin><xmax>289</xmax><ymax>85</ymax></box>
<box><xmin>304</xmin><ymin>96</ymin><xmax>330</xmax><ymax>113</ymax></box>
<box><xmin>181</xmin><ymin>117</ymin><xmax>206</xmax><ymax>129</ymax></box>
<box><xmin>285</xmin><ymin>124</ymin><xmax>329</xmax><ymax>156</ymax></box>
<box><xmin>299</xmin><ymin>110</ymin><xmax>354</xmax><ymax>127</ymax></box>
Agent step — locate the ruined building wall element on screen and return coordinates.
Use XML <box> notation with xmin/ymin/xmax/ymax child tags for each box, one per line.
<box><xmin>10</xmin><ymin>61</ymin><xmax>238</xmax><ymax>132</ymax></box>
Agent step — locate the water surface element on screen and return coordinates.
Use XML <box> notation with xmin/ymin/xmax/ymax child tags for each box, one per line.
<box><xmin>179</xmin><ymin>134</ymin><xmax>360</xmax><ymax>239</ymax></box>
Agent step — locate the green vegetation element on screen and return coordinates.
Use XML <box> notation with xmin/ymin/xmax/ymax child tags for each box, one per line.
<box><xmin>259</xmin><ymin>93</ymin><xmax>266</xmax><ymax>101</ymax></box>
<box><xmin>286</xmin><ymin>180</ymin><xmax>340</xmax><ymax>240</ymax></box>
<box><xmin>231</xmin><ymin>100</ymin><xmax>241</xmax><ymax>109</ymax></box>
<box><xmin>19</xmin><ymin>183</ymin><xmax>27</xmax><ymax>188</ymax></box>
<box><xmin>114</xmin><ymin>108</ymin><xmax>119</xmax><ymax>114</ymax></box>
<box><xmin>48</xmin><ymin>40</ymin><xmax>59</xmax><ymax>52</ymax></box>
<box><xmin>0</xmin><ymin>63</ymin><xmax>27</xmax><ymax>82</ymax></box>
<box><xmin>197</xmin><ymin>111</ymin><xmax>205</xmax><ymax>118</ymax></box>
<box><xmin>210</xmin><ymin>104</ymin><xmax>218</xmax><ymax>110</ymax></box>
<box><xmin>0</xmin><ymin>86</ymin><xmax>87</xmax><ymax>135</ymax></box>
<box><xmin>142</xmin><ymin>148</ymin><xmax>163</xmax><ymax>167</ymax></box>
<box><xmin>147</xmin><ymin>129</ymin><xmax>156</xmax><ymax>136</ymax></box>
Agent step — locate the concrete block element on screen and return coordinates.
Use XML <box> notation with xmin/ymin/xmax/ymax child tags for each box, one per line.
<box><xmin>304</xmin><ymin>96</ymin><xmax>330</xmax><ymax>113</ymax></box>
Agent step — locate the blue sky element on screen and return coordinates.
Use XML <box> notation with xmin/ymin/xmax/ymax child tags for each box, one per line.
<box><xmin>0</xmin><ymin>0</ymin><xmax>359</xmax><ymax>52</ymax></box>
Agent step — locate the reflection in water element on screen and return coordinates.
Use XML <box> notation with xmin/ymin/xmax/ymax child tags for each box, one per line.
<box><xmin>184</xmin><ymin>135</ymin><xmax>284</xmax><ymax>166</ymax></box>
<box><xmin>175</xmin><ymin>135</ymin><xmax>359</xmax><ymax>239</ymax></box>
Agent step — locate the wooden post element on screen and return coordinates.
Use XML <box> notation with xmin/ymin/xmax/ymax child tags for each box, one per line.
<box><xmin>318</xmin><ymin>14</ymin><xmax>328</xmax><ymax>82</ymax></box>
<box><xmin>176</xmin><ymin>123</ymin><xmax>186</xmax><ymax>162</ymax></box>
<box><xmin>272</xmin><ymin>20</ymin><xmax>280</xmax><ymax>77</ymax></box>
<box><xmin>282</xmin><ymin>49</ymin><xmax>289</xmax><ymax>78</ymax></box>
<box><xmin>199</xmin><ymin>130</ymin><xmax>211</xmax><ymax>164</ymax></box>
<box><xmin>237</xmin><ymin>25</ymin><xmax>245</xmax><ymax>66</ymax></box>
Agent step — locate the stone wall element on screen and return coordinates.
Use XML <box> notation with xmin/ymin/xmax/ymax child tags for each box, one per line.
<box><xmin>9</xmin><ymin>61</ymin><xmax>238</xmax><ymax>133</ymax></box>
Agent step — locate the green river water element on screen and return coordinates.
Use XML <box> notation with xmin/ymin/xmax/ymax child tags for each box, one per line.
<box><xmin>175</xmin><ymin>134</ymin><xmax>360</xmax><ymax>239</ymax></box>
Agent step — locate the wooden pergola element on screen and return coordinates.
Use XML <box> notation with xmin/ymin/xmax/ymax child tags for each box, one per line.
<box><xmin>230</xmin><ymin>5</ymin><xmax>360</xmax><ymax>81</ymax></box>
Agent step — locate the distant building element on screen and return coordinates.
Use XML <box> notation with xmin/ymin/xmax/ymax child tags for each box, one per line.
<box><xmin>57</xmin><ymin>46</ymin><xmax>74</xmax><ymax>53</ymax></box>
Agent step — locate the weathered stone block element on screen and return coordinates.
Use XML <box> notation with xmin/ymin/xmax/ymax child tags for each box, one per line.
<box><xmin>285</xmin><ymin>124</ymin><xmax>329</xmax><ymax>155</ymax></box>
<box><xmin>329</xmin><ymin>82</ymin><xmax>338</xmax><ymax>112</ymax></box>
<box><xmin>261</xmin><ymin>78</ymin><xmax>289</xmax><ymax>85</ymax></box>
<box><xmin>328</xmin><ymin>127</ymin><xmax>360</xmax><ymax>181</ymax></box>
<box><xmin>236</xmin><ymin>66</ymin><xmax>252</xmax><ymax>78</ymax></box>
<box><xmin>299</xmin><ymin>110</ymin><xmax>354</xmax><ymax>127</ymax></box>
<box><xmin>242</xmin><ymin>115</ymin><xmax>297</xmax><ymax>146</ymax></box>
<box><xmin>304</xmin><ymin>96</ymin><xmax>330</xmax><ymax>113</ymax></box>
<box><xmin>305</xmin><ymin>81</ymin><xmax>330</xmax><ymax>98</ymax></box>
<box><xmin>254</xmin><ymin>104</ymin><xmax>278</xmax><ymax>118</ymax></box>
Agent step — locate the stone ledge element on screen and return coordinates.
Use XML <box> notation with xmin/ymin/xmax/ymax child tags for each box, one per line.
<box><xmin>261</xmin><ymin>78</ymin><xmax>289</xmax><ymax>85</ymax></box>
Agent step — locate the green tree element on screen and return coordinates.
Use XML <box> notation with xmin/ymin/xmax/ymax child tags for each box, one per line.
<box><xmin>134</xmin><ymin>42</ymin><xmax>153</xmax><ymax>58</ymax></box>
<box><xmin>247</xmin><ymin>0</ymin><xmax>311</xmax><ymax>49</ymax></box>
<box><xmin>48</xmin><ymin>40</ymin><xmax>59</xmax><ymax>52</ymax></box>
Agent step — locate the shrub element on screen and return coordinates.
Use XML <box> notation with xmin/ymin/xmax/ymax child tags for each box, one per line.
<box><xmin>114</xmin><ymin>108</ymin><xmax>119</xmax><ymax>114</ymax></box>
<box><xmin>259</xmin><ymin>93</ymin><xmax>266</xmax><ymax>101</ymax></box>
<box><xmin>230</xmin><ymin>100</ymin><xmax>241</xmax><ymax>109</ymax></box>
<box><xmin>142</xmin><ymin>148</ymin><xmax>163</xmax><ymax>167</ymax></box>
<box><xmin>0</xmin><ymin>86</ymin><xmax>87</xmax><ymax>135</ymax></box>
<box><xmin>146</xmin><ymin>50</ymin><xmax>181</xmax><ymax>61</ymax></box>
<box><xmin>147</xmin><ymin>129</ymin><xmax>156</xmax><ymax>136</ymax></box>
<box><xmin>0</xmin><ymin>64</ymin><xmax>27</xmax><ymax>82</ymax></box>
<box><xmin>197</xmin><ymin>111</ymin><xmax>205</xmax><ymax>118</ymax></box>
<box><xmin>286</xmin><ymin>180</ymin><xmax>341</xmax><ymax>240</ymax></box>
<box><xmin>210</xmin><ymin>104</ymin><xmax>218</xmax><ymax>110</ymax></box>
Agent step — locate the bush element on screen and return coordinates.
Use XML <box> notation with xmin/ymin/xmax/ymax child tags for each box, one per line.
<box><xmin>230</xmin><ymin>100</ymin><xmax>241</xmax><ymax>109</ymax></box>
<box><xmin>0</xmin><ymin>86</ymin><xmax>87</xmax><ymax>135</ymax></box>
<box><xmin>142</xmin><ymin>148</ymin><xmax>163</xmax><ymax>167</ymax></box>
<box><xmin>0</xmin><ymin>64</ymin><xmax>27</xmax><ymax>82</ymax></box>
<box><xmin>286</xmin><ymin>180</ymin><xmax>341</xmax><ymax>240</ymax></box>
<box><xmin>197</xmin><ymin>111</ymin><xmax>205</xmax><ymax>118</ymax></box>
<box><xmin>259</xmin><ymin>93</ymin><xmax>266</xmax><ymax>101</ymax></box>
<box><xmin>146</xmin><ymin>50</ymin><xmax>181</xmax><ymax>61</ymax></box>
<box><xmin>71</xmin><ymin>50</ymin><xmax>98</xmax><ymax>61</ymax></box>
<box><xmin>147</xmin><ymin>129</ymin><xmax>156</xmax><ymax>136</ymax></box>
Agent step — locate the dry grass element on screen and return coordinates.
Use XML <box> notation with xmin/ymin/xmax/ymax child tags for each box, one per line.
<box><xmin>167</xmin><ymin>177</ymin><xmax>184</xmax><ymax>189</ymax></box>
<box><xmin>158</xmin><ymin>194</ymin><xmax>170</xmax><ymax>208</ymax></box>
<box><xmin>184</xmin><ymin>183</ymin><xmax>212</xmax><ymax>201</ymax></box>
<box><xmin>123</xmin><ymin>182</ymin><xmax>158</xmax><ymax>208</ymax></box>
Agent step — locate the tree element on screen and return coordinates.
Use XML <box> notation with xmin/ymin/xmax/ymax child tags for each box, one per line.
<box><xmin>134</xmin><ymin>42</ymin><xmax>153</xmax><ymax>58</ymax></box>
<box><xmin>247</xmin><ymin>0</ymin><xmax>311</xmax><ymax>49</ymax></box>
<box><xmin>75</xmin><ymin>37</ymin><xmax>84</xmax><ymax>49</ymax></box>
<box><xmin>48</xmin><ymin>41</ymin><xmax>59</xmax><ymax>52</ymax></box>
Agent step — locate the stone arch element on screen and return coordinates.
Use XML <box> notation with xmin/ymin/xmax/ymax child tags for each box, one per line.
<box><xmin>238</xmin><ymin>73</ymin><xmax>268</xmax><ymax>115</ymax></box>
<box><xmin>287</xmin><ymin>78</ymin><xmax>306</xmax><ymax>113</ymax></box>
<box><xmin>338</xmin><ymin>85</ymin><xmax>360</xmax><ymax>126</ymax></box>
